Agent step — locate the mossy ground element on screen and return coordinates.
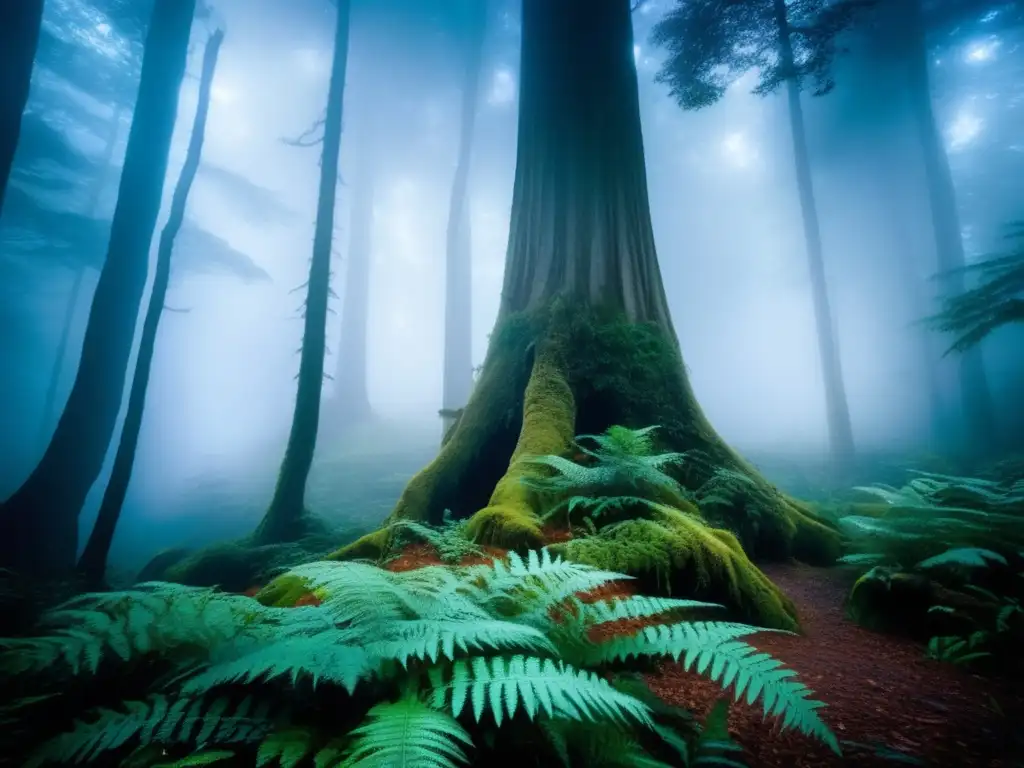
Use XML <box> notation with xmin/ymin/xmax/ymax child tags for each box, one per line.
<box><xmin>329</xmin><ymin>300</ymin><xmax>840</xmax><ymax>630</ymax></box>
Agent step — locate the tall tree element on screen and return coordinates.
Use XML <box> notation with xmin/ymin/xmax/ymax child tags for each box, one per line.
<box><xmin>441</xmin><ymin>0</ymin><xmax>488</xmax><ymax>434</ymax></box>
<box><xmin>37</xmin><ymin>105</ymin><xmax>124</xmax><ymax>449</ymax></box>
<box><xmin>251</xmin><ymin>0</ymin><xmax>352</xmax><ymax>545</ymax></box>
<box><xmin>0</xmin><ymin>0</ymin><xmax>45</xmax><ymax>211</ymax></box>
<box><xmin>77</xmin><ymin>28</ymin><xmax>225</xmax><ymax>587</ymax></box>
<box><xmin>900</xmin><ymin>0</ymin><xmax>998</xmax><ymax>451</ymax></box>
<box><xmin>331</xmin><ymin>129</ymin><xmax>376</xmax><ymax>427</ymax></box>
<box><xmin>334</xmin><ymin>0</ymin><xmax>839</xmax><ymax>631</ymax></box>
<box><xmin>651</xmin><ymin>0</ymin><xmax>866</xmax><ymax>477</ymax></box>
<box><xmin>0</xmin><ymin>0</ymin><xmax>197</xmax><ymax>578</ymax></box>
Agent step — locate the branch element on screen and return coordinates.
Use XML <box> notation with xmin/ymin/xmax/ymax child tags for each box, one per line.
<box><xmin>164</xmin><ymin>305</ymin><xmax>192</xmax><ymax>313</ymax></box>
<box><xmin>282</xmin><ymin>115</ymin><xmax>326</xmax><ymax>147</ymax></box>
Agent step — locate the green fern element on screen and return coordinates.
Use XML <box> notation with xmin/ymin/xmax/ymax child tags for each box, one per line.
<box><xmin>386</xmin><ymin>512</ymin><xmax>485</xmax><ymax>565</ymax></box>
<box><xmin>343</xmin><ymin>696</ymin><xmax>472</xmax><ymax>768</ymax></box>
<box><xmin>4</xmin><ymin>548</ymin><xmax>837</xmax><ymax>766</ymax></box>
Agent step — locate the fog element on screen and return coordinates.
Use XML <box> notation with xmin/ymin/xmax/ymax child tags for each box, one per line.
<box><xmin>1</xmin><ymin>0</ymin><xmax>1022</xmax><ymax>569</ymax></box>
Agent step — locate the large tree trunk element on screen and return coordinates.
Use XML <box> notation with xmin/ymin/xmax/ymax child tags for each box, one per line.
<box><xmin>252</xmin><ymin>0</ymin><xmax>351</xmax><ymax>545</ymax></box>
<box><xmin>329</xmin><ymin>132</ymin><xmax>375</xmax><ymax>428</ymax></box>
<box><xmin>38</xmin><ymin>104</ymin><xmax>125</xmax><ymax>450</ymax></box>
<box><xmin>77</xmin><ymin>30</ymin><xmax>224</xmax><ymax>588</ymax></box>
<box><xmin>903</xmin><ymin>0</ymin><xmax>997</xmax><ymax>453</ymax></box>
<box><xmin>331</xmin><ymin>0</ymin><xmax>840</xmax><ymax>632</ymax></box>
<box><xmin>773</xmin><ymin>0</ymin><xmax>855</xmax><ymax>476</ymax></box>
<box><xmin>441</xmin><ymin>1</ymin><xmax>488</xmax><ymax>434</ymax></box>
<box><xmin>0</xmin><ymin>0</ymin><xmax>195</xmax><ymax>578</ymax></box>
<box><xmin>0</xmin><ymin>0</ymin><xmax>43</xmax><ymax>212</ymax></box>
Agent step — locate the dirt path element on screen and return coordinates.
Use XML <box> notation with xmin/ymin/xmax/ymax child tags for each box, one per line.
<box><xmin>646</xmin><ymin>563</ymin><xmax>1020</xmax><ymax>767</ymax></box>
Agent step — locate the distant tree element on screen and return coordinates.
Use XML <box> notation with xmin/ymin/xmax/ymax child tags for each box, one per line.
<box><xmin>0</xmin><ymin>0</ymin><xmax>44</xmax><ymax>210</ymax></box>
<box><xmin>893</xmin><ymin>0</ymin><xmax>999</xmax><ymax>451</ymax></box>
<box><xmin>331</xmin><ymin>126</ymin><xmax>376</xmax><ymax>428</ymax></box>
<box><xmin>77</xmin><ymin>28</ymin><xmax>225</xmax><ymax>588</ymax></box>
<box><xmin>251</xmin><ymin>0</ymin><xmax>352</xmax><ymax>545</ymax></box>
<box><xmin>441</xmin><ymin>0</ymin><xmax>488</xmax><ymax>435</ymax></box>
<box><xmin>651</xmin><ymin>0</ymin><xmax>869</xmax><ymax>477</ymax></box>
<box><xmin>0</xmin><ymin>0</ymin><xmax>197</xmax><ymax>578</ymax></box>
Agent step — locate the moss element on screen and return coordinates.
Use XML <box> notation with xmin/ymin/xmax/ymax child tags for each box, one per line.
<box><xmin>550</xmin><ymin>504</ymin><xmax>798</xmax><ymax>631</ymax></box>
<box><xmin>461</xmin><ymin>339</ymin><xmax>576</xmax><ymax>550</ymax></box>
<box><xmin>326</xmin><ymin>527</ymin><xmax>392</xmax><ymax>562</ymax></box>
<box><xmin>254</xmin><ymin>574</ymin><xmax>314</xmax><ymax>607</ymax></box>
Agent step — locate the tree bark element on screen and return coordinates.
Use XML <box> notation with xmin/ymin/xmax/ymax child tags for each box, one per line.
<box><xmin>441</xmin><ymin>1</ymin><xmax>488</xmax><ymax>432</ymax></box>
<box><xmin>903</xmin><ymin>0</ymin><xmax>997</xmax><ymax>453</ymax></box>
<box><xmin>0</xmin><ymin>0</ymin><xmax>196</xmax><ymax>578</ymax></box>
<box><xmin>0</xmin><ymin>0</ymin><xmax>43</xmax><ymax>212</ymax></box>
<box><xmin>330</xmin><ymin>131</ymin><xmax>375</xmax><ymax>428</ymax></box>
<box><xmin>252</xmin><ymin>0</ymin><xmax>351</xmax><ymax>545</ymax></box>
<box><xmin>77</xmin><ymin>30</ymin><xmax>224</xmax><ymax>588</ymax></box>
<box><xmin>772</xmin><ymin>0</ymin><xmax>855</xmax><ymax>476</ymax></box>
<box><xmin>331</xmin><ymin>0</ymin><xmax>840</xmax><ymax>630</ymax></box>
<box><xmin>38</xmin><ymin>104</ymin><xmax>125</xmax><ymax>451</ymax></box>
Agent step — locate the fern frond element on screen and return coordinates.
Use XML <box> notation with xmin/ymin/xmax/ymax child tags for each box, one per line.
<box><xmin>916</xmin><ymin>547</ymin><xmax>1008</xmax><ymax>570</ymax></box>
<box><xmin>181</xmin><ymin>633</ymin><xmax>372</xmax><ymax>695</ymax></box>
<box><xmin>343</xmin><ymin>696</ymin><xmax>472</xmax><ymax>768</ymax></box>
<box><xmin>256</xmin><ymin>727</ymin><xmax>315</xmax><ymax>768</ymax></box>
<box><xmin>585</xmin><ymin>595</ymin><xmax>723</xmax><ymax>624</ymax></box>
<box><xmin>428</xmin><ymin>655</ymin><xmax>653</xmax><ymax>728</ymax></box>
<box><xmin>154</xmin><ymin>750</ymin><xmax>236</xmax><ymax>767</ymax></box>
<box><xmin>367</xmin><ymin>619</ymin><xmax>555</xmax><ymax>666</ymax></box>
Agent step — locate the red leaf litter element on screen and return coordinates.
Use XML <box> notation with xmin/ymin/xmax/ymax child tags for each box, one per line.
<box><xmin>644</xmin><ymin>563</ymin><xmax>1020</xmax><ymax>768</ymax></box>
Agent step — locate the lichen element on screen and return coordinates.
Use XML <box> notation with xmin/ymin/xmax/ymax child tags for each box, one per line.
<box><xmin>549</xmin><ymin>504</ymin><xmax>799</xmax><ymax>631</ymax></box>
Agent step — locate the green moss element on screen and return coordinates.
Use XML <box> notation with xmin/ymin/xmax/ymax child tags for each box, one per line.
<box><xmin>254</xmin><ymin>574</ymin><xmax>314</xmax><ymax>607</ymax></box>
<box><xmin>550</xmin><ymin>504</ymin><xmax>799</xmax><ymax>631</ymax></box>
<box><xmin>326</xmin><ymin>527</ymin><xmax>392</xmax><ymax>562</ymax></box>
<box><xmin>463</xmin><ymin>338</ymin><xmax>576</xmax><ymax>550</ymax></box>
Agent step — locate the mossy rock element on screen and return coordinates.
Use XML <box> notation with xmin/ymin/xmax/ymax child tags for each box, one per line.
<box><xmin>847</xmin><ymin>566</ymin><xmax>1001</xmax><ymax>640</ymax></box>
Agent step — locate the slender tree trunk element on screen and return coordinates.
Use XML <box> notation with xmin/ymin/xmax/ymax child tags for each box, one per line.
<box><xmin>77</xmin><ymin>30</ymin><xmax>224</xmax><ymax>587</ymax></box>
<box><xmin>330</xmin><ymin>135</ymin><xmax>375</xmax><ymax>427</ymax></box>
<box><xmin>441</xmin><ymin>1</ymin><xmax>488</xmax><ymax>434</ymax></box>
<box><xmin>0</xmin><ymin>0</ymin><xmax>195</xmax><ymax>578</ymax></box>
<box><xmin>38</xmin><ymin>104</ymin><xmax>125</xmax><ymax>450</ymax></box>
<box><xmin>253</xmin><ymin>0</ymin><xmax>351</xmax><ymax>545</ymax></box>
<box><xmin>773</xmin><ymin>0</ymin><xmax>855</xmax><ymax>475</ymax></box>
<box><xmin>904</xmin><ymin>0</ymin><xmax>997</xmax><ymax>453</ymax></box>
<box><xmin>0</xmin><ymin>0</ymin><xmax>44</xmax><ymax>212</ymax></box>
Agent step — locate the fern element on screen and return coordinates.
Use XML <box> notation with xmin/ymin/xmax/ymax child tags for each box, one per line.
<box><xmin>916</xmin><ymin>547</ymin><xmax>1007</xmax><ymax>571</ymax></box>
<box><xmin>386</xmin><ymin>513</ymin><xmax>485</xmax><ymax>565</ymax></box>
<box><xmin>4</xmin><ymin>548</ymin><xmax>837</xmax><ymax>766</ymax></box>
<box><xmin>343</xmin><ymin>696</ymin><xmax>472</xmax><ymax>768</ymax></box>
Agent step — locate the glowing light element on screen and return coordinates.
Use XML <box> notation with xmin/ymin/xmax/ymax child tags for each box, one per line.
<box><xmin>95</xmin><ymin>22</ymin><xmax>110</xmax><ymax>35</ymax></box>
<box><xmin>634</xmin><ymin>44</ymin><xmax>641</xmax><ymax>63</ymax></box>
<box><xmin>947</xmin><ymin>109</ymin><xmax>983</xmax><ymax>151</ymax></box>
<box><xmin>211</xmin><ymin>84</ymin><xmax>237</xmax><ymax>104</ymax></box>
<box><xmin>293</xmin><ymin>47</ymin><xmax>328</xmax><ymax>76</ymax></box>
<box><xmin>720</xmin><ymin>131</ymin><xmax>757</xmax><ymax>169</ymax></box>
<box><xmin>964</xmin><ymin>38</ymin><xmax>1000</xmax><ymax>63</ymax></box>
<box><xmin>487</xmin><ymin>67</ymin><xmax>515</xmax><ymax>106</ymax></box>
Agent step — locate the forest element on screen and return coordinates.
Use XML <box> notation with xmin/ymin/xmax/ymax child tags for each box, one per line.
<box><xmin>0</xmin><ymin>0</ymin><xmax>1022</xmax><ymax>766</ymax></box>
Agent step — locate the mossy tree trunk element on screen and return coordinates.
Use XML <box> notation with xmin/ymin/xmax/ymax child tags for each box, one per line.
<box><xmin>252</xmin><ymin>0</ymin><xmax>351</xmax><ymax>546</ymax></box>
<box><xmin>333</xmin><ymin>0</ymin><xmax>839</xmax><ymax>628</ymax></box>
<box><xmin>0</xmin><ymin>0</ymin><xmax>43</xmax><ymax>211</ymax></box>
<box><xmin>0</xmin><ymin>0</ymin><xmax>196</xmax><ymax>578</ymax></box>
<box><xmin>902</xmin><ymin>0</ymin><xmax>997</xmax><ymax>453</ymax></box>
<box><xmin>77</xmin><ymin>29</ymin><xmax>224</xmax><ymax>588</ymax></box>
<box><xmin>441</xmin><ymin>0</ymin><xmax>487</xmax><ymax>433</ymax></box>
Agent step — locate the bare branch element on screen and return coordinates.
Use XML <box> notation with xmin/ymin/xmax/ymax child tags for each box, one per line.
<box><xmin>282</xmin><ymin>115</ymin><xmax>327</xmax><ymax>147</ymax></box>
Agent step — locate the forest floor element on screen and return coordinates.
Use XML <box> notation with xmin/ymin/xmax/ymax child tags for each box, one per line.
<box><xmin>384</xmin><ymin>548</ymin><xmax>1023</xmax><ymax>767</ymax></box>
<box><xmin>646</xmin><ymin>563</ymin><xmax>1023</xmax><ymax>768</ymax></box>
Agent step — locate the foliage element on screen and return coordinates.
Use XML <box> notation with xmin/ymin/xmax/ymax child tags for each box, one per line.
<box><xmin>835</xmin><ymin>470</ymin><xmax>1024</xmax><ymax>569</ymax></box>
<box><xmin>383</xmin><ymin>511</ymin><xmax>485</xmax><ymax>564</ymax></box>
<box><xmin>0</xmin><ymin>551</ymin><xmax>839</xmax><ymax>765</ymax></box>
<box><xmin>926</xmin><ymin>221</ymin><xmax>1024</xmax><ymax>354</ymax></box>
<box><xmin>650</xmin><ymin>0</ymin><xmax>873</xmax><ymax>110</ymax></box>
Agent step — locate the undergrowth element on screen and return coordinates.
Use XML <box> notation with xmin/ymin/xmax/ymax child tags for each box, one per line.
<box><xmin>0</xmin><ymin>550</ymin><xmax>839</xmax><ymax>766</ymax></box>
